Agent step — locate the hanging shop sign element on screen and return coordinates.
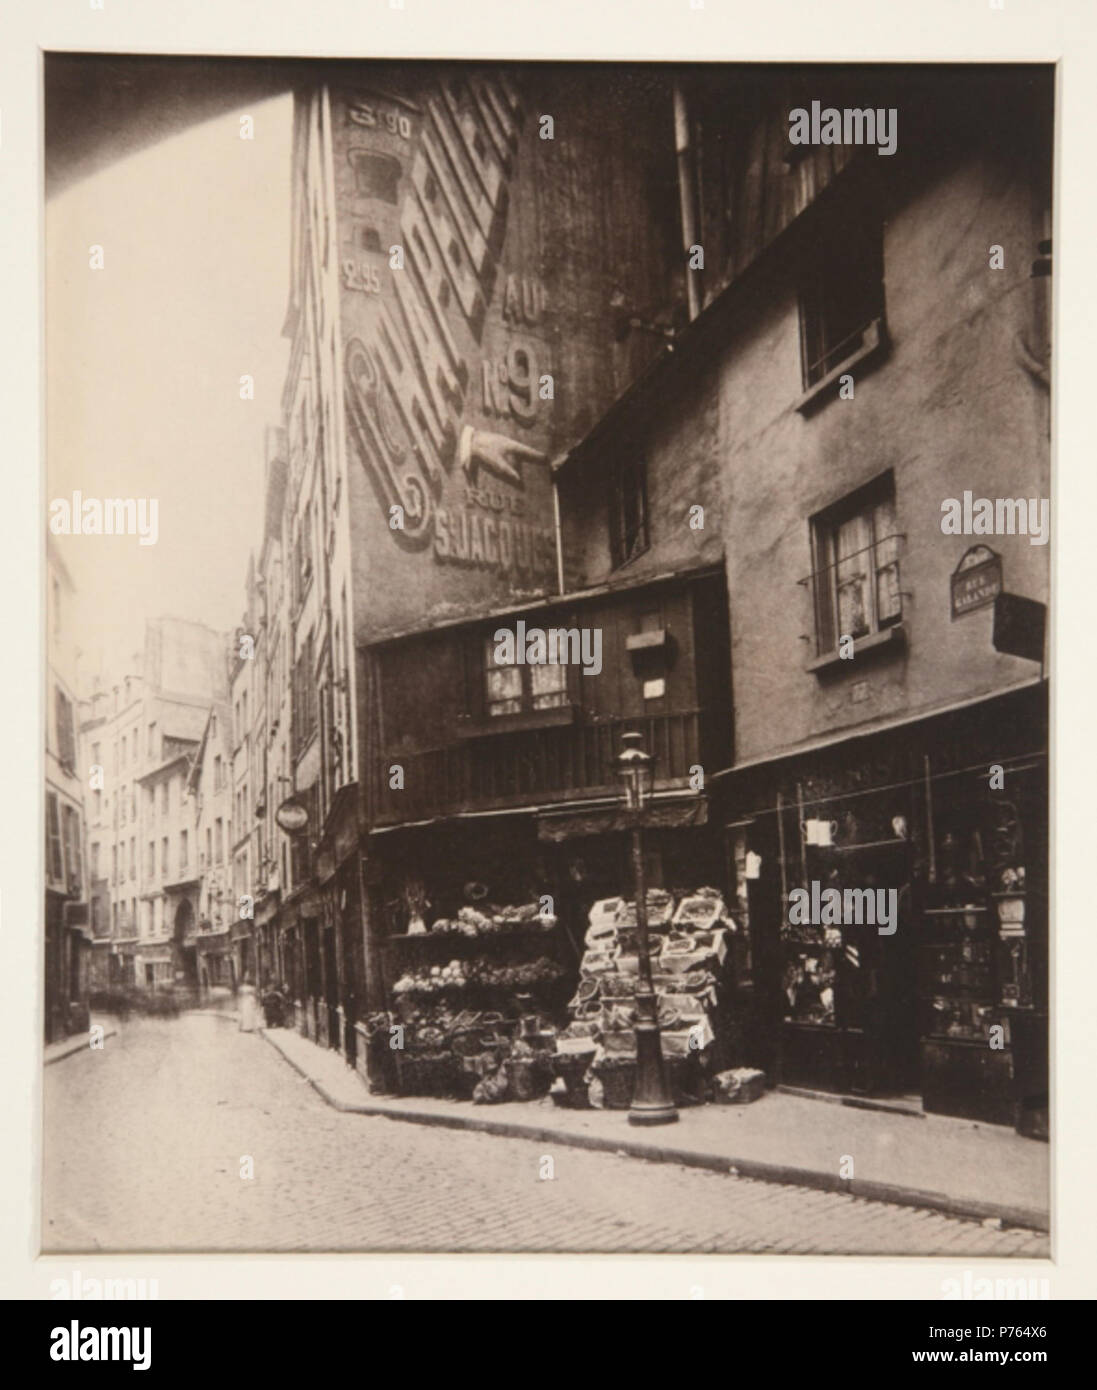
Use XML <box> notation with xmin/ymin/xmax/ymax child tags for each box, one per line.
<box><xmin>275</xmin><ymin>796</ymin><xmax>310</xmax><ymax>835</ymax></box>
<box><xmin>992</xmin><ymin>592</ymin><xmax>1047</xmax><ymax>664</ymax></box>
<box><xmin>950</xmin><ymin>545</ymin><xmax>1002</xmax><ymax>619</ymax></box>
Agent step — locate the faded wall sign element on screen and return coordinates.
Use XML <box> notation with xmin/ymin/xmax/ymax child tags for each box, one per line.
<box><xmin>333</xmin><ymin>75</ymin><xmax>556</xmax><ymax>591</ymax></box>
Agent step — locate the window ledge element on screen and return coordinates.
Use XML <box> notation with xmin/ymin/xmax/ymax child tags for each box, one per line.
<box><xmin>457</xmin><ymin>704</ymin><xmax>577</xmax><ymax>738</ymax></box>
<box><xmin>805</xmin><ymin>622</ymin><xmax>906</xmax><ymax>673</ymax></box>
<box><xmin>795</xmin><ymin>317</ymin><xmax>887</xmax><ymax>415</ymax></box>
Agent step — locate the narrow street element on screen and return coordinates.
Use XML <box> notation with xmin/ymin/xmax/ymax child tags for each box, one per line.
<box><xmin>43</xmin><ymin>1016</ymin><xmax>1048</xmax><ymax>1257</ymax></box>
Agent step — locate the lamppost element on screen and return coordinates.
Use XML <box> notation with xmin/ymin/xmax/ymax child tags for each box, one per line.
<box><xmin>615</xmin><ymin>730</ymin><xmax>678</xmax><ymax>1126</ymax></box>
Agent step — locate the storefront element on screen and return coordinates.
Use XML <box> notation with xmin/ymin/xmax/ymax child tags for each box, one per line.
<box><xmin>196</xmin><ymin>924</ymin><xmax>233</xmax><ymax>991</ymax></box>
<box><xmin>721</xmin><ymin>682</ymin><xmax>1048</xmax><ymax>1133</ymax></box>
<box><xmin>361</xmin><ymin>795</ymin><xmax>755</xmax><ymax>1106</ymax></box>
<box><xmin>45</xmin><ymin>894</ymin><xmax>90</xmax><ymax>1043</ymax></box>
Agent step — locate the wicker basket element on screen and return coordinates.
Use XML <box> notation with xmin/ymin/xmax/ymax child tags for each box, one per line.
<box><xmin>507</xmin><ymin>1057</ymin><xmax>553</xmax><ymax>1102</ymax></box>
<box><xmin>592</xmin><ymin>1055</ymin><xmax>706</xmax><ymax>1109</ymax></box>
<box><xmin>550</xmin><ymin>1050</ymin><xmax>595</xmax><ymax>1107</ymax></box>
<box><xmin>594</xmin><ymin>1057</ymin><xmax>636</xmax><ymax>1109</ymax></box>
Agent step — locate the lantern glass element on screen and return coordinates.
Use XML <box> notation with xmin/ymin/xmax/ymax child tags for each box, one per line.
<box><xmin>616</xmin><ymin>731</ymin><xmax>655</xmax><ymax>812</ymax></box>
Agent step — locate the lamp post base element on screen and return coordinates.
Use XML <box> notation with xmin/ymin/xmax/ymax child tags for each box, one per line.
<box><xmin>628</xmin><ymin>993</ymin><xmax>679</xmax><ymax>1126</ymax></box>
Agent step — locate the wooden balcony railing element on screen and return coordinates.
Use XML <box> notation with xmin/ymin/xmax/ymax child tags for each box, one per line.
<box><xmin>372</xmin><ymin>708</ymin><xmax>722</xmax><ymax>826</ymax></box>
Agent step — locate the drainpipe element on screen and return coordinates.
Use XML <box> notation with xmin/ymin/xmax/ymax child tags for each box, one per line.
<box><xmin>551</xmin><ymin>471</ymin><xmax>565</xmax><ymax>596</ymax></box>
<box><xmin>674</xmin><ymin>83</ymin><xmax>702</xmax><ymax>322</ymax></box>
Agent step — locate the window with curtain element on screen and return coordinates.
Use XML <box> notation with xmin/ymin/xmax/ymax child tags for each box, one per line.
<box><xmin>811</xmin><ymin>477</ymin><xmax>901</xmax><ymax>656</ymax></box>
<box><xmin>483</xmin><ymin>635</ymin><xmax>568</xmax><ymax>717</ymax></box>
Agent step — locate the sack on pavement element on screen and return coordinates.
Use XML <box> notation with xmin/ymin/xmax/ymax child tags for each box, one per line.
<box><xmin>712</xmin><ymin>1067</ymin><xmax>767</xmax><ymax>1104</ymax></box>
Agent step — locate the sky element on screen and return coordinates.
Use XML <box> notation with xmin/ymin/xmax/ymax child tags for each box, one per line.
<box><xmin>47</xmin><ymin>91</ymin><xmax>294</xmax><ymax>691</ymax></box>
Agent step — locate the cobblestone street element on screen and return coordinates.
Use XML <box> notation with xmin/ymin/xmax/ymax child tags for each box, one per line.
<box><xmin>42</xmin><ymin>1016</ymin><xmax>1049</xmax><ymax>1257</ymax></box>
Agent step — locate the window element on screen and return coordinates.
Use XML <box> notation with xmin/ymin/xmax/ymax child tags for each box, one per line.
<box><xmin>147</xmin><ymin>841</ymin><xmax>155</xmax><ymax>878</ymax></box>
<box><xmin>215</xmin><ymin>818</ymin><xmax>224</xmax><ymax>865</ymax></box>
<box><xmin>131</xmin><ymin>788</ymin><xmax>136</xmax><ymax>822</ymax></box>
<box><xmin>120</xmin><ymin>786</ymin><xmax>127</xmax><ymax>827</ymax></box>
<box><xmin>483</xmin><ymin>634</ymin><xmax>569</xmax><ymax>718</ymax></box>
<box><xmin>214</xmin><ymin>755</ymin><xmax>222</xmax><ymax>791</ymax></box>
<box><xmin>46</xmin><ymin>793</ymin><xmax>64</xmax><ymax>885</ymax></box>
<box><xmin>121</xmin><ymin>734</ymin><xmax>127</xmax><ymax>767</ymax></box>
<box><xmin>112</xmin><ymin>845</ymin><xmax>118</xmax><ymax>884</ymax></box>
<box><xmin>55</xmin><ymin>688</ymin><xmax>76</xmax><ymax>772</ymax></box>
<box><xmin>292</xmin><ymin>633</ymin><xmax>317</xmax><ymax>754</ymax></box>
<box><xmin>179</xmin><ymin>830</ymin><xmax>188</xmax><ymax>874</ymax></box>
<box><xmin>130</xmin><ymin>837</ymin><xmax>136</xmax><ymax>880</ymax></box>
<box><xmin>62</xmin><ymin>805</ymin><xmax>83</xmax><ymax>892</ymax></box>
<box><xmin>799</xmin><ymin>213</ymin><xmax>884</xmax><ymax>388</ymax></box>
<box><xmin>161</xmin><ymin>837</ymin><xmax>169</xmax><ymax>878</ymax></box>
<box><xmin>609</xmin><ymin>458</ymin><xmax>649</xmax><ymax>569</ymax></box>
<box><xmin>161</xmin><ymin>781</ymin><xmax>169</xmax><ymax>815</ymax></box>
<box><xmin>148</xmin><ymin>722</ymin><xmax>157</xmax><ymax>758</ymax></box>
<box><xmin>205</xmin><ymin>828</ymin><xmax>212</xmax><ymax>869</ymax></box>
<box><xmin>810</xmin><ymin>475</ymin><xmax>901</xmax><ymax>657</ymax></box>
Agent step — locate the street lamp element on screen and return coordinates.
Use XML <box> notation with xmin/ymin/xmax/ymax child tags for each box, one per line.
<box><xmin>615</xmin><ymin>731</ymin><xmax>678</xmax><ymax>1126</ymax></box>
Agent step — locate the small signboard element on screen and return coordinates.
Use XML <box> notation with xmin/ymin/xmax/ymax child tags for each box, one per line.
<box><xmin>951</xmin><ymin>545</ymin><xmax>1002</xmax><ymax>619</ymax></box>
<box><xmin>275</xmin><ymin>796</ymin><xmax>310</xmax><ymax>834</ymax></box>
<box><xmin>993</xmin><ymin>593</ymin><xmax>1047</xmax><ymax>664</ymax></box>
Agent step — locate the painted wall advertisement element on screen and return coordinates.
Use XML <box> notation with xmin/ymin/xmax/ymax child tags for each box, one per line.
<box><xmin>331</xmin><ymin>73</ymin><xmax>561</xmax><ymax>612</ymax></box>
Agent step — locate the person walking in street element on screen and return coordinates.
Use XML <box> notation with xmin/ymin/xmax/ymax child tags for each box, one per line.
<box><xmin>238</xmin><ymin>973</ymin><xmax>259</xmax><ymax>1033</ymax></box>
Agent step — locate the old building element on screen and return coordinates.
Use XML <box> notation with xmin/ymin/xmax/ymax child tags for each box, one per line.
<box><xmin>188</xmin><ymin>700</ymin><xmax>234</xmax><ymax>990</ymax></box>
<box><xmin>45</xmin><ymin>536</ymin><xmax>90</xmax><ymax>1042</ymax></box>
<box><xmin>227</xmin><ymin>64</ymin><xmax>1050</xmax><ymax>1131</ymax></box>
<box><xmin>248</xmin><ymin>65</ymin><xmax>685</xmax><ymax>1063</ymax></box>
<box><xmin>78</xmin><ymin>617</ymin><xmax>230</xmax><ymax>995</ymax></box>
<box><xmin>552</xmin><ymin>67</ymin><xmax>1051</xmax><ymax>1126</ymax></box>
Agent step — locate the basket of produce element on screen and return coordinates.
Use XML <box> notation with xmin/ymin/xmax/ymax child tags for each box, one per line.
<box><xmin>592</xmin><ymin>1054</ymin><xmax>706</xmax><ymax>1108</ymax></box>
<box><xmin>601</xmin><ymin>1030</ymin><xmax>638</xmax><ymax>1058</ymax></box>
<box><xmin>408</xmin><ymin>1023</ymin><xmax>449</xmax><ymax>1054</ymax></box>
<box><xmin>600</xmin><ymin>1000</ymin><xmax>636</xmax><ymax>1033</ymax></box>
<box><xmin>580</xmin><ymin>947</ymin><xmax>620</xmax><ymax>975</ymax></box>
<box><xmin>506</xmin><ymin>1041</ymin><xmax>553</xmax><ymax>1101</ymax></box>
<box><xmin>672</xmin><ymin>893</ymin><xmax>727</xmax><ymax>931</ymax></box>
<box><xmin>592</xmin><ymin>1056</ymin><xmax>636</xmax><ymax>1109</ymax></box>
<box><xmin>550</xmin><ymin>1049</ymin><xmax>595</xmax><ymax>1107</ymax></box>
<box><xmin>613</xmin><ymin>890</ymin><xmax>674</xmax><ymax>930</ymax></box>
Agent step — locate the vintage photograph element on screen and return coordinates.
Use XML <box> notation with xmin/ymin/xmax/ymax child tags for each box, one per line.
<box><xmin>43</xmin><ymin>56</ymin><xmax>1051</xmax><ymax>1258</ymax></box>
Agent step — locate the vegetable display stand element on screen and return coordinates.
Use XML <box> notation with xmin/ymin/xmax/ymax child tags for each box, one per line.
<box><xmin>393</xmin><ymin>1051</ymin><xmax>461</xmax><ymax>1097</ymax></box>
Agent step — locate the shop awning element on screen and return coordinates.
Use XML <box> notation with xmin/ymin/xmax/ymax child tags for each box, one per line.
<box><xmin>536</xmin><ymin>796</ymin><xmax>708</xmax><ymax>842</ymax></box>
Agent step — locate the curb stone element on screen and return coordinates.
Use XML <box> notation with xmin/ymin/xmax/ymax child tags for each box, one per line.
<box><xmin>259</xmin><ymin>1027</ymin><xmax>1048</xmax><ymax>1235</ymax></box>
